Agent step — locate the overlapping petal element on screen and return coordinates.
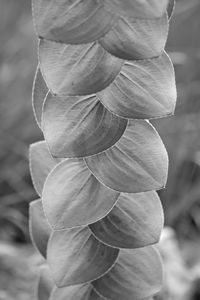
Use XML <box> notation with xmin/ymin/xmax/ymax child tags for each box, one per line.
<box><xmin>32</xmin><ymin>0</ymin><xmax>117</xmax><ymax>44</ymax></box>
<box><xmin>30</xmin><ymin>0</ymin><xmax>176</xmax><ymax>298</ymax></box>
<box><xmin>92</xmin><ymin>246</ymin><xmax>163</xmax><ymax>300</ymax></box>
<box><xmin>89</xmin><ymin>191</ymin><xmax>164</xmax><ymax>249</ymax></box>
<box><xmin>42</xmin><ymin>158</ymin><xmax>120</xmax><ymax>229</ymax></box>
<box><xmin>32</xmin><ymin>65</ymin><xmax>48</xmax><ymax>128</ymax></box>
<box><xmin>29</xmin><ymin>141</ymin><xmax>60</xmax><ymax>196</ymax></box>
<box><xmin>47</xmin><ymin>227</ymin><xmax>119</xmax><ymax>287</ymax></box>
<box><xmin>29</xmin><ymin>199</ymin><xmax>51</xmax><ymax>258</ymax></box>
<box><xmin>97</xmin><ymin>52</ymin><xmax>176</xmax><ymax>119</ymax></box>
<box><xmin>39</xmin><ymin>39</ymin><xmax>123</xmax><ymax>96</ymax></box>
<box><xmin>99</xmin><ymin>13</ymin><xmax>168</xmax><ymax>60</ymax></box>
<box><xmin>37</xmin><ymin>265</ymin><xmax>54</xmax><ymax>300</ymax></box>
<box><xmin>42</xmin><ymin>93</ymin><xmax>127</xmax><ymax>158</ymax></box>
<box><xmin>104</xmin><ymin>0</ymin><xmax>169</xmax><ymax>18</ymax></box>
<box><xmin>85</xmin><ymin>120</ymin><xmax>168</xmax><ymax>193</ymax></box>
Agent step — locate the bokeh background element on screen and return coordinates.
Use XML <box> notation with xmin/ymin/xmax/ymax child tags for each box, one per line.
<box><xmin>0</xmin><ymin>0</ymin><xmax>200</xmax><ymax>299</ymax></box>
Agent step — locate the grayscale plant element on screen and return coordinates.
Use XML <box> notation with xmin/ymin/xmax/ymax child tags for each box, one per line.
<box><xmin>29</xmin><ymin>1</ymin><xmax>177</xmax><ymax>299</ymax></box>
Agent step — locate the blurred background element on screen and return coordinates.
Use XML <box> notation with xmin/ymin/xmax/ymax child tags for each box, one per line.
<box><xmin>0</xmin><ymin>0</ymin><xmax>200</xmax><ymax>299</ymax></box>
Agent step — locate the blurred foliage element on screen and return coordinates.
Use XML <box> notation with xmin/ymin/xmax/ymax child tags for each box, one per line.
<box><xmin>154</xmin><ymin>0</ymin><xmax>200</xmax><ymax>241</ymax></box>
<box><xmin>0</xmin><ymin>0</ymin><xmax>41</xmax><ymax>243</ymax></box>
<box><xmin>0</xmin><ymin>242</ymin><xmax>40</xmax><ymax>300</ymax></box>
<box><xmin>1</xmin><ymin>0</ymin><xmax>200</xmax><ymax>299</ymax></box>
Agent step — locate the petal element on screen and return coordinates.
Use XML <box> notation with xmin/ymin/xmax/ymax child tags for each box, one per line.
<box><xmin>85</xmin><ymin>120</ymin><xmax>168</xmax><ymax>193</ymax></box>
<box><xmin>97</xmin><ymin>52</ymin><xmax>176</xmax><ymax>119</ymax></box>
<box><xmin>89</xmin><ymin>191</ymin><xmax>164</xmax><ymax>249</ymax></box>
<box><xmin>37</xmin><ymin>265</ymin><xmax>54</xmax><ymax>300</ymax></box>
<box><xmin>32</xmin><ymin>65</ymin><xmax>48</xmax><ymax>129</ymax></box>
<box><xmin>32</xmin><ymin>0</ymin><xmax>117</xmax><ymax>44</ymax></box>
<box><xmin>99</xmin><ymin>14</ymin><xmax>168</xmax><ymax>60</ymax></box>
<box><xmin>50</xmin><ymin>284</ymin><xmax>104</xmax><ymax>300</ymax></box>
<box><xmin>105</xmin><ymin>0</ymin><xmax>169</xmax><ymax>18</ymax></box>
<box><xmin>39</xmin><ymin>39</ymin><xmax>123</xmax><ymax>96</ymax></box>
<box><xmin>42</xmin><ymin>93</ymin><xmax>127</xmax><ymax>158</ymax></box>
<box><xmin>42</xmin><ymin>158</ymin><xmax>120</xmax><ymax>229</ymax></box>
<box><xmin>29</xmin><ymin>141</ymin><xmax>60</xmax><ymax>196</ymax></box>
<box><xmin>92</xmin><ymin>246</ymin><xmax>163</xmax><ymax>300</ymax></box>
<box><xmin>47</xmin><ymin>227</ymin><xmax>119</xmax><ymax>287</ymax></box>
<box><xmin>29</xmin><ymin>199</ymin><xmax>51</xmax><ymax>258</ymax></box>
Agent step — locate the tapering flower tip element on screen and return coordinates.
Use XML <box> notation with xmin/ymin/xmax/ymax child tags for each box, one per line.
<box><xmin>42</xmin><ymin>158</ymin><xmax>120</xmax><ymax>230</ymax></box>
<box><xmin>42</xmin><ymin>93</ymin><xmax>127</xmax><ymax>159</ymax></box>
<box><xmin>32</xmin><ymin>0</ymin><xmax>117</xmax><ymax>44</ymax></box>
<box><xmin>47</xmin><ymin>227</ymin><xmax>119</xmax><ymax>287</ymax></box>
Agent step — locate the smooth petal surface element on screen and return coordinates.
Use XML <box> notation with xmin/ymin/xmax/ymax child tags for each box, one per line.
<box><xmin>29</xmin><ymin>141</ymin><xmax>60</xmax><ymax>196</ymax></box>
<box><xmin>85</xmin><ymin>120</ymin><xmax>168</xmax><ymax>193</ymax></box>
<box><xmin>50</xmin><ymin>284</ymin><xmax>104</xmax><ymax>300</ymax></box>
<box><xmin>89</xmin><ymin>191</ymin><xmax>164</xmax><ymax>249</ymax></box>
<box><xmin>42</xmin><ymin>93</ymin><xmax>127</xmax><ymax>158</ymax></box>
<box><xmin>105</xmin><ymin>0</ymin><xmax>169</xmax><ymax>18</ymax></box>
<box><xmin>32</xmin><ymin>65</ymin><xmax>48</xmax><ymax>128</ymax></box>
<box><xmin>37</xmin><ymin>265</ymin><xmax>54</xmax><ymax>300</ymax></box>
<box><xmin>29</xmin><ymin>199</ymin><xmax>51</xmax><ymax>258</ymax></box>
<box><xmin>32</xmin><ymin>0</ymin><xmax>117</xmax><ymax>44</ymax></box>
<box><xmin>97</xmin><ymin>52</ymin><xmax>176</xmax><ymax>119</ymax></box>
<box><xmin>99</xmin><ymin>14</ymin><xmax>168</xmax><ymax>60</ymax></box>
<box><xmin>92</xmin><ymin>246</ymin><xmax>163</xmax><ymax>300</ymax></box>
<box><xmin>42</xmin><ymin>159</ymin><xmax>120</xmax><ymax>229</ymax></box>
<box><xmin>39</xmin><ymin>39</ymin><xmax>123</xmax><ymax>96</ymax></box>
<box><xmin>47</xmin><ymin>227</ymin><xmax>119</xmax><ymax>287</ymax></box>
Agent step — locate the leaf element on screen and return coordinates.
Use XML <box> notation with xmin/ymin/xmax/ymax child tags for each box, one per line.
<box><xmin>89</xmin><ymin>191</ymin><xmax>164</xmax><ymax>249</ymax></box>
<box><xmin>99</xmin><ymin>13</ymin><xmax>168</xmax><ymax>60</ymax></box>
<box><xmin>39</xmin><ymin>39</ymin><xmax>123</xmax><ymax>96</ymax></box>
<box><xmin>92</xmin><ymin>246</ymin><xmax>163</xmax><ymax>300</ymax></box>
<box><xmin>37</xmin><ymin>265</ymin><xmax>54</xmax><ymax>300</ymax></box>
<box><xmin>32</xmin><ymin>0</ymin><xmax>117</xmax><ymax>44</ymax></box>
<box><xmin>42</xmin><ymin>158</ymin><xmax>120</xmax><ymax>229</ymax></box>
<box><xmin>29</xmin><ymin>199</ymin><xmax>51</xmax><ymax>258</ymax></box>
<box><xmin>167</xmin><ymin>0</ymin><xmax>175</xmax><ymax>20</ymax></box>
<box><xmin>42</xmin><ymin>92</ymin><xmax>127</xmax><ymax>158</ymax></box>
<box><xmin>47</xmin><ymin>227</ymin><xmax>119</xmax><ymax>287</ymax></box>
<box><xmin>29</xmin><ymin>141</ymin><xmax>60</xmax><ymax>196</ymax></box>
<box><xmin>104</xmin><ymin>0</ymin><xmax>169</xmax><ymax>18</ymax></box>
<box><xmin>97</xmin><ymin>51</ymin><xmax>176</xmax><ymax>119</ymax></box>
<box><xmin>50</xmin><ymin>284</ymin><xmax>105</xmax><ymax>300</ymax></box>
<box><xmin>85</xmin><ymin>120</ymin><xmax>168</xmax><ymax>193</ymax></box>
<box><xmin>32</xmin><ymin>65</ymin><xmax>48</xmax><ymax>129</ymax></box>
